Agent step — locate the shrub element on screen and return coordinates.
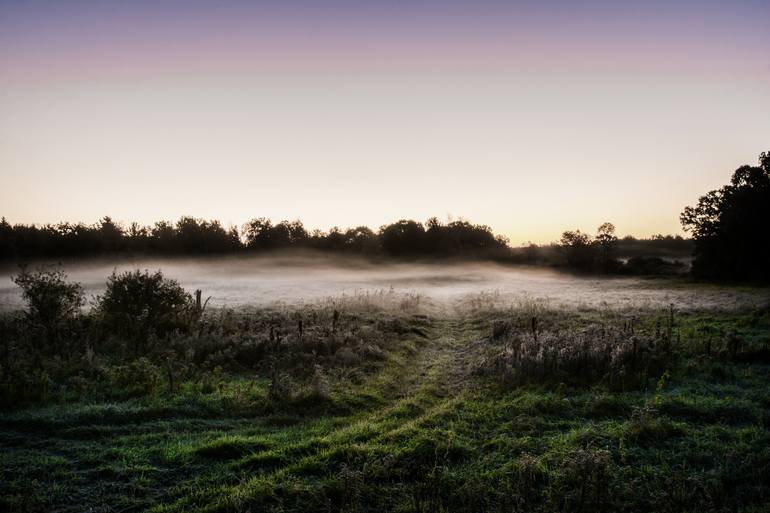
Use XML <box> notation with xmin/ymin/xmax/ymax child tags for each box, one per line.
<box><xmin>0</xmin><ymin>367</ymin><xmax>54</xmax><ymax>407</ymax></box>
<box><xmin>12</xmin><ymin>267</ymin><xmax>84</xmax><ymax>354</ymax></box>
<box><xmin>623</xmin><ymin>256</ymin><xmax>687</xmax><ymax>276</ymax></box>
<box><xmin>104</xmin><ymin>357</ymin><xmax>161</xmax><ymax>398</ymax></box>
<box><xmin>95</xmin><ymin>269</ymin><xmax>193</xmax><ymax>355</ymax></box>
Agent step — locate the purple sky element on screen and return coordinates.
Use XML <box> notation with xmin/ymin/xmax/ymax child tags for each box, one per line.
<box><xmin>3</xmin><ymin>1</ymin><xmax>768</xmax><ymax>81</ymax></box>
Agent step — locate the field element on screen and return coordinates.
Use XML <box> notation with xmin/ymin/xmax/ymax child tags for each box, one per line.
<box><xmin>1</xmin><ymin>266</ymin><xmax>769</xmax><ymax>512</ymax></box>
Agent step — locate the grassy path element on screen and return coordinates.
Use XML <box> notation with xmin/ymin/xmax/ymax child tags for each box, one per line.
<box><xmin>1</xmin><ymin>314</ymin><xmax>480</xmax><ymax>512</ymax></box>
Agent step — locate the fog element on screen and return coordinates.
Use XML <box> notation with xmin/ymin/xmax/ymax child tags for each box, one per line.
<box><xmin>0</xmin><ymin>254</ymin><xmax>766</xmax><ymax>312</ymax></box>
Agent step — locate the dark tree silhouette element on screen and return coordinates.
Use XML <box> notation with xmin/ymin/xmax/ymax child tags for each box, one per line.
<box><xmin>98</xmin><ymin>217</ymin><xmax>124</xmax><ymax>252</ymax></box>
<box><xmin>175</xmin><ymin>217</ymin><xmax>239</xmax><ymax>253</ymax></box>
<box><xmin>343</xmin><ymin>226</ymin><xmax>379</xmax><ymax>254</ymax></box>
<box><xmin>594</xmin><ymin>222</ymin><xmax>618</xmax><ymax>272</ymax></box>
<box><xmin>680</xmin><ymin>151</ymin><xmax>770</xmax><ymax>282</ymax></box>
<box><xmin>379</xmin><ymin>220</ymin><xmax>427</xmax><ymax>256</ymax></box>
<box><xmin>0</xmin><ymin>213</ymin><xmax>684</xmax><ymax>272</ymax></box>
<box><xmin>243</xmin><ymin>218</ymin><xmax>307</xmax><ymax>250</ymax></box>
<box><xmin>559</xmin><ymin>223</ymin><xmax>620</xmax><ymax>272</ymax></box>
<box><xmin>559</xmin><ymin>229</ymin><xmax>594</xmax><ymax>270</ymax></box>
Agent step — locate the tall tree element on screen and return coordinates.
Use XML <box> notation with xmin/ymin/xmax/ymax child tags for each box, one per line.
<box><xmin>594</xmin><ymin>222</ymin><xmax>618</xmax><ymax>272</ymax></box>
<box><xmin>680</xmin><ymin>151</ymin><xmax>770</xmax><ymax>282</ymax></box>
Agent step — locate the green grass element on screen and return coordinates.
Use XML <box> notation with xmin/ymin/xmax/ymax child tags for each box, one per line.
<box><xmin>2</xmin><ymin>309</ymin><xmax>769</xmax><ymax>512</ymax></box>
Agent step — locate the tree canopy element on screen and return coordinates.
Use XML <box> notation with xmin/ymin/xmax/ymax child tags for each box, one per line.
<box><xmin>0</xmin><ymin>216</ymin><xmax>508</xmax><ymax>261</ymax></box>
<box><xmin>559</xmin><ymin>223</ymin><xmax>619</xmax><ymax>272</ymax></box>
<box><xmin>680</xmin><ymin>151</ymin><xmax>770</xmax><ymax>282</ymax></box>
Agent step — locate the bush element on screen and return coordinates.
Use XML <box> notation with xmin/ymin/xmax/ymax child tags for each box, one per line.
<box><xmin>12</xmin><ymin>267</ymin><xmax>84</xmax><ymax>354</ymax></box>
<box><xmin>0</xmin><ymin>367</ymin><xmax>54</xmax><ymax>407</ymax></box>
<box><xmin>104</xmin><ymin>357</ymin><xmax>162</xmax><ymax>398</ymax></box>
<box><xmin>623</xmin><ymin>256</ymin><xmax>687</xmax><ymax>276</ymax></box>
<box><xmin>95</xmin><ymin>269</ymin><xmax>193</xmax><ymax>355</ymax></box>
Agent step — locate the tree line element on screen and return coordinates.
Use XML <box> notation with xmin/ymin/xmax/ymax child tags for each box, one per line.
<box><xmin>0</xmin><ymin>216</ymin><xmax>509</xmax><ymax>260</ymax></box>
<box><xmin>2</xmin><ymin>150</ymin><xmax>766</xmax><ymax>282</ymax></box>
<box><xmin>0</xmin><ymin>213</ymin><xmax>690</xmax><ymax>276</ymax></box>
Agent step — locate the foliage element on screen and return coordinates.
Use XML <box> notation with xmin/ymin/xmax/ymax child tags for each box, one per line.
<box><xmin>680</xmin><ymin>150</ymin><xmax>770</xmax><ymax>282</ymax></box>
<box><xmin>481</xmin><ymin>307</ymin><xmax>677</xmax><ymax>389</ymax></box>
<box><xmin>1</xmin><ymin>303</ymin><xmax>768</xmax><ymax>513</ymax></box>
<box><xmin>95</xmin><ymin>269</ymin><xmax>194</xmax><ymax>355</ymax></box>
<box><xmin>12</xmin><ymin>267</ymin><xmax>84</xmax><ymax>352</ymax></box>
<box><xmin>242</xmin><ymin>218</ymin><xmax>308</xmax><ymax>250</ymax></box>
<box><xmin>0</xmin><ymin>276</ymin><xmax>424</xmax><ymax>410</ymax></box>
<box><xmin>622</xmin><ymin>256</ymin><xmax>687</xmax><ymax>276</ymax></box>
<box><xmin>0</xmin><ymin>213</ymin><xmax>700</xmax><ymax>277</ymax></box>
<box><xmin>379</xmin><ymin>219</ymin><xmax>428</xmax><ymax>255</ymax></box>
<box><xmin>0</xmin><ymin>216</ymin><xmax>512</xmax><ymax>261</ymax></box>
<box><xmin>559</xmin><ymin>229</ymin><xmax>594</xmax><ymax>269</ymax></box>
<box><xmin>559</xmin><ymin>222</ymin><xmax>621</xmax><ymax>272</ymax></box>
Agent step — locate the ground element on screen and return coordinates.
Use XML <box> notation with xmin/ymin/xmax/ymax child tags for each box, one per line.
<box><xmin>1</xmin><ymin>305</ymin><xmax>769</xmax><ymax>512</ymax></box>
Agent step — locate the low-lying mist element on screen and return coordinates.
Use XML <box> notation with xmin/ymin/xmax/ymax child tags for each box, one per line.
<box><xmin>0</xmin><ymin>252</ymin><xmax>765</xmax><ymax>312</ymax></box>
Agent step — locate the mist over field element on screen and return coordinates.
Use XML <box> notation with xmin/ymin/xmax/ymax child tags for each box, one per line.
<box><xmin>1</xmin><ymin>253</ymin><xmax>762</xmax><ymax>312</ymax></box>
<box><xmin>3</xmin><ymin>1</ymin><xmax>770</xmax><ymax>510</ymax></box>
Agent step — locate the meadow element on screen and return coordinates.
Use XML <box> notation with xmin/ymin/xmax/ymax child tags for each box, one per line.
<box><xmin>1</xmin><ymin>264</ymin><xmax>769</xmax><ymax>512</ymax></box>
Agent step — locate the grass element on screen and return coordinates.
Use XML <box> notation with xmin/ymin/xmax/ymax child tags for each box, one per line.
<box><xmin>1</xmin><ymin>301</ymin><xmax>769</xmax><ymax>512</ymax></box>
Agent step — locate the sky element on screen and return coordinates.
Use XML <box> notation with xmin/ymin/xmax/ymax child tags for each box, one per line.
<box><xmin>1</xmin><ymin>0</ymin><xmax>769</xmax><ymax>244</ymax></box>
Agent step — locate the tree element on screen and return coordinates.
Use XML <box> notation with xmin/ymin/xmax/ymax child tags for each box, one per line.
<box><xmin>0</xmin><ymin>217</ymin><xmax>13</xmax><ymax>259</ymax></box>
<box><xmin>344</xmin><ymin>226</ymin><xmax>379</xmax><ymax>253</ymax></box>
<box><xmin>242</xmin><ymin>218</ymin><xmax>274</xmax><ymax>250</ymax></box>
<box><xmin>594</xmin><ymin>222</ymin><xmax>618</xmax><ymax>272</ymax></box>
<box><xmin>379</xmin><ymin>220</ymin><xmax>426</xmax><ymax>256</ymax></box>
<box><xmin>680</xmin><ymin>151</ymin><xmax>770</xmax><ymax>282</ymax></box>
<box><xmin>99</xmin><ymin>216</ymin><xmax>124</xmax><ymax>252</ymax></box>
<box><xmin>559</xmin><ymin>230</ymin><xmax>594</xmax><ymax>270</ymax></box>
<box><xmin>150</xmin><ymin>221</ymin><xmax>176</xmax><ymax>252</ymax></box>
<box><xmin>175</xmin><ymin>217</ymin><xmax>239</xmax><ymax>253</ymax></box>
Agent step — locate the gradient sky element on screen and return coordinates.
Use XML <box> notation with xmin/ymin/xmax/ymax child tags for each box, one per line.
<box><xmin>1</xmin><ymin>0</ymin><xmax>769</xmax><ymax>244</ymax></box>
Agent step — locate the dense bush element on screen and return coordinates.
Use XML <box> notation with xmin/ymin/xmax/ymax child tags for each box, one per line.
<box><xmin>12</xmin><ymin>267</ymin><xmax>84</xmax><ymax>354</ymax></box>
<box><xmin>95</xmin><ymin>269</ymin><xmax>194</xmax><ymax>355</ymax></box>
<box><xmin>622</xmin><ymin>256</ymin><xmax>687</xmax><ymax>276</ymax></box>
